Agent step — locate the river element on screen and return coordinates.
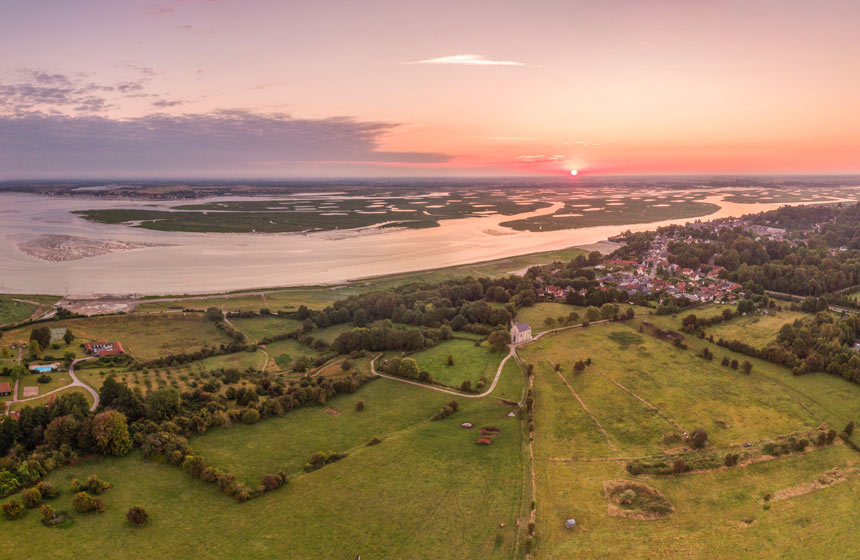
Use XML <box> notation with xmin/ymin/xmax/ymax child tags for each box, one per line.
<box><xmin>0</xmin><ymin>191</ymin><xmax>846</xmax><ymax>295</ymax></box>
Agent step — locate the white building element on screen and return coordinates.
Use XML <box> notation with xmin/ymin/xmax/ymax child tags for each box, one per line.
<box><xmin>511</xmin><ymin>322</ymin><xmax>532</xmax><ymax>344</ymax></box>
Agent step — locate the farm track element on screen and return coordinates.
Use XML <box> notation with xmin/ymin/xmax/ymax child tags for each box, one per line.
<box><xmin>594</xmin><ymin>370</ymin><xmax>688</xmax><ymax>434</ymax></box>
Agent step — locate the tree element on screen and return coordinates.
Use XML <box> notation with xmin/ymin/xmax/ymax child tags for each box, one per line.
<box><xmin>488</xmin><ymin>330</ymin><xmax>510</xmax><ymax>353</ymax></box>
<box><xmin>63</xmin><ymin>329</ymin><xmax>74</xmax><ymax>345</ymax></box>
<box><xmin>28</xmin><ymin>339</ymin><xmax>41</xmax><ymax>357</ymax></box>
<box><xmin>446</xmin><ymin>354</ymin><xmax>454</xmax><ymax>366</ymax></box>
<box><xmin>145</xmin><ymin>387</ymin><xmax>181</xmax><ymax>421</ymax></box>
<box><xmin>352</xmin><ymin>308</ymin><xmax>368</xmax><ymax>327</ymax></box>
<box><xmin>340</xmin><ymin>359</ymin><xmax>352</xmax><ymax>371</ymax></box>
<box><xmin>741</xmin><ymin>360</ymin><xmax>753</xmax><ymax>375</ymax></box>
<box><xmin>600</xmin><ymin>303</ymin><xmax>617</xmax><ymax>320</ymax></box>
<box><xmin>204</xmin><ymin>307</ymin><xmax>223</xmax><ymax>322</ymax></box>
<box><xmin>845</xmin><ymin>421</ymin><xmax>855</xmax><ymax>436</ymax></box>
<box><xmin>585</xmin><ymin>306</ymin><xmax>601</xmax><ymax>322</ymax></box>
<box><xmin>29</xmin><ymin>326</ymin><xmax>51</xmax><ymax>350</ymax></box>
<box><xmin>91</xmin><ymin>410</ymin><xmax>132</xmax><ymax>456</ymax></box>
<box><xmin>355</xmin><ymin>400</ymin><xmax>365</xmax><ymax>412</ymax></box>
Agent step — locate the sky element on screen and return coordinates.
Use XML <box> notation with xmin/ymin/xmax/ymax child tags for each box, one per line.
<box><xmin>1</xmin><ymin>0</ymin><xmax>860</xmax><ymax>179</ymax></box>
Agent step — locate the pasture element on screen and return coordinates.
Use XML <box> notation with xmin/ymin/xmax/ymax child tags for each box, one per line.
<box><xmin>520</xmin><ymin>316</ymin><xmax>860</xmax><ymax>559</ymax></box>
<box><xmin>409</xmin><ymin>338</ymin><xmax>502</xmax><ymax>389</ymax></box>
<box><xmin>2</xmin><ymin>351</ymin><xmax>527</xmax><ymax>560</ymax></box>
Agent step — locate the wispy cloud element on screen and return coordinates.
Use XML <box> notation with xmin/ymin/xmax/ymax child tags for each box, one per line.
<box><xmin>407</xmin><ymin>54</ymin><xmax>525</xmax><ymax>67</ymax></box>
<box><xmin>515</xmin><ymin>155</ymin><xmax>565</xmax><ymax>163</ymax></box>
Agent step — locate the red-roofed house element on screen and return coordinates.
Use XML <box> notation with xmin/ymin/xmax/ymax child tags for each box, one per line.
<box><xmin>84</xmin><ymin>341</ymin><xmax>126</xmax><ymax>357</ymax></box>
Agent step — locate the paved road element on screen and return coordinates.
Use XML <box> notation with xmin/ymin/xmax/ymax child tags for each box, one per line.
<box><xmin>6</xmin><ymin>357</ymin><xmax>99</xmax><ymax>414</ymax></box>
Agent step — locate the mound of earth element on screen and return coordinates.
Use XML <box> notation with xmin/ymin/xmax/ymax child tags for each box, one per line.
<box><xmin>602</xmin><ymin>480</ymin><xmax>674</xmax><ymax>521</ymax></box>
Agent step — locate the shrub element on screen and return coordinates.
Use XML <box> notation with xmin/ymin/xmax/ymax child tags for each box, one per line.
<box><xmin>793</xmin><ymin>439</ymin><xmax>808</xmax><ymax>452</ymax></box>
<box><xmin>340</xmin><ymin>359</ymin><xmax>352</xmax><ymax>371</ymax></box>
<box><xmin>2</xmin><ymin>499</ymin><xmax>24</xmax><ymax>520</ymax></box>
<box><xmin>446</xmin><ymin>354</ymin><xmax>454</xmax><ymax>366</ymax></box>
<box><xmin>261</xmin><ymin>472</ymin><xmax>288</xmax><ymax>492</ymax></box>
<box><xmin>688</xmin><ymin>428</ymin><xmax>709</xmax><ymax>449</ymax></box>
<box><xmin>40</xmin><ymin>504</ymin><xmax>61</xmax><ymax>526</ymax></box>
<box><xmin>71</xmin><ymin>492</ymin><xmax>106</xmax><ymax>513</ymax></box>
<box><xmin>72</xmin><ymin>475</ymin><xmax>112</xmax><ymax>495</ymax></box>
<box><xmin>672</xmin><ymin>459</ymin><xmax>688</xmax><ymax>474</ymax></box>
<box><xmin>36</xmin><ymin>481</ymin><xmax>59</xmax><ymax>499</ymax></box>
<box><xmin>355</xmin><ymin>400</ymin><xmax>365</xmax><ymax>412</ymax></box>
<box><xmin>37</xmin><ymin>374</ymin><xmax>52</xmax><ymax>384</ymax></box>
<box><xmin>242</xmin><ymin>409</ymin><xmax>260</xmax><ymax>425</ymax></box>
<box><xmin>21</xmin><ymin>487</ymin><xmax>42</xmax><ymax>508</ymax></box>
<box><xmin>127</xmin><ymin>506</ymin><xmax>149</xmax><ymax>526</ymax></box>
<box><xmin>724</xmin><ymin>453</ymin><xmax>740</xmax><ymax>467</ymax></box>
<box><xmin>626</xmin><ymin>462</ymin><xmax>644</xmax><ymax>476</ymax></box>
<box><xmin>618</xmin><ymin>489</ymin><xmax>637</xmax><ymax>505</ymax></box>
<box><xmin>845</xmin><ymin>421</ymin><xmax>855</xmax><ymax>436</ymax></box>
<box><xmin>366</xmin><ymin>436</ymin><xmax>382</xmax><ymax>446</ymax></box>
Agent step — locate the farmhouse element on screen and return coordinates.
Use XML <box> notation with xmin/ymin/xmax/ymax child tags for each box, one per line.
<box><xmin>84</xmin><ymin>341</ymin><xmax>126</xmax><ymax>357</ymax></box>
<box><xmin>511</xmin><ymin>322</ymin><xmax>532</xmax><ymax>344</ymax></box>
<box><xmin>0</xmin><ymin>383</ymin><xmax>10</xmax><ymax>396</ymax></box>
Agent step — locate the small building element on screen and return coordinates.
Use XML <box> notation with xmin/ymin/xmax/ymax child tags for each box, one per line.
<box><xmin>476</xmin><ymin>438</ymin><xmax>493</xmax><ymax>445</ymax></box>
<box><xmin>0</xmin><ymin>383</ymin><xmax>10</xmax><ymax>396</ymax></box>
<box><xmin>565</xmin><ymin>519</ymin><xmax>576</xmax><ymax>529</ymax></box>
<box><xmin>511</xmin><ymin>322</ymin><xmax>532</xmax><ymax>344</ymax></box>
<box><xmin>84</xmin><ymin>341</ymin><xmax>126</xmax><ymax>357</ymax></box>
<box><xmin>461</xmin><ymin>422</ymin><xmax>473</xmax><ymax>429</ymax></box>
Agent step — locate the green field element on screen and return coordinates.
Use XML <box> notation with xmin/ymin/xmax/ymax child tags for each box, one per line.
<box><xmin>516</xmin><ymin>315</ymin><xmax>860</xmax><ymax>559</ymax></box>
<box><xmin>2</xmin><ymin>355</ymin><xmax>527</xmax><ymax>559</ymax></box>
<box><xmin>0</xmin><ymin>297</ymin><xmax>39</xmax><ymax>326</ymax></box>
<box><xmin>707</xmin><ymin>310</ymin><xmax>810</xmax><ymax>347</ymax></box>
<box><xmin>409</xmin><ymin>338</ymin><xmax>503</xmax><ymax>388</ymax></box>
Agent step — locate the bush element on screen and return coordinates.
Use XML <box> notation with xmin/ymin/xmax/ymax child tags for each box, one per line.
<box><xmin>71</xmin><ymin>492</ymin><xmax>106</xmax><ymax>513</ymax></box>
<box><xmin>724</xmin><ymin>453</ymin><xmax>740</xmax><ymax>467</ymax></box>
<box><xmin>626</xmin><ymin>462</ymin><xmax>644</xmax><ymax>476</ymax></box>
<box><xmin>688</xmin><ymin>428</ymin><xmax>709</xmax><ymax>449</ymax></box>
<box><xmin>2</xmin><ymin>499</ymin><xmax>24</xmax><ymax>520</ymax></box>
<box><xmin>340</xmin><ymin>359</ymin><xmax>352</xmax><ymax>371</ymax></box>
<box><xmin>40</xmin><ymin>504</ymin><xmax>61</xmax><ymax>526</ymax></box>
<box><xmin>37</xmin><ymin>374</ymin><xmax>52</xmax><ymax>384</ymax></box>
<box><xmin>672</xmin><ymin>459</ymin><xmax>688</xmax><ymax>474</ymax></box>
<box><xmin>366</xmin><ymin>436</ymin><xmax>382</xmax><ymax>446</ymax></box>
<box><xmin>261</xmin><ymin>472</ymin><xmax>288</xmax><ymax>492</ymax></box>
<box><xmin>355</xmin><ymin>400</ymin><xmax>365</xmax><ymax>412</ymax></box>
<box><xmin>36</xmin><ymin>481</ymin><xmax>59</xmax><ymax>499</ymax></box>
<box><xmin>618</xmin><ymin>489</ymin><xmax>637</xmax><ymax>505</ymax></box>
<box><xmin>127</xmin><ymin>506</ymin><xmax>149</xmax><ymax>526</ymax></box>
<box><xmin>241</xmin><ymin>409</ymin><xmax>260</xmax><ymax>425</ymax></box>
<box><xmin>71</xmin><ymin>475</ymin><xmax>112</xmax><ymax>495</ymax></box>
<box><xmin>21</xmin><ymin>487</ymin><xmax>42</xmax><ymax>508</ymax></box>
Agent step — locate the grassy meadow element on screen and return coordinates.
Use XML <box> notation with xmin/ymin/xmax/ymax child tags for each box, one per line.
<box><xmin>409</xmin><ymin>338</ymin><xmax>503</xmax><ymax>388</ymax></box>
<box><xmin>517</xmin><ymin>315</ymin><xmax>860</xmax><ymax>559</ymax></box>
<box><xmin>2</xmin><ymin>353</ymin><xmax>527</xmax><ymax>560</ymax></box>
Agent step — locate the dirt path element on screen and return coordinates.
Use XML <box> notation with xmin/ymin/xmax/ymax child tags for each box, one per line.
<box><xmin>222</xmin><ymin>307</ymin><xmax>271</xmax><ymax>371</ymax></box>
<box><xmin>552</xmin><ymin>366</ymin><xmax>617</xmax><ymax>451</ymax></box>
<box><xmin>594</xmin><ymin>370</ymin><xmax>687</xmax><ymax>434</ymax></box>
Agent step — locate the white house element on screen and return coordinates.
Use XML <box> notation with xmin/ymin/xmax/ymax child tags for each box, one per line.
<box><xmin>511</xmin><ymin>322</ymin><xmax>532</xmax><ymax>344</ymax></box>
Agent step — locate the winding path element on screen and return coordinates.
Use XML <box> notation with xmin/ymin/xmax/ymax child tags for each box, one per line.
<box><xmin>5</xmin><ymin>357</ymin><xmax>99</xmax><ymax>414</ymax></box>
<box><xmin>367</xmin><ymin>317</ymin><xmax>624</xmax><ymax>399</ymax></box>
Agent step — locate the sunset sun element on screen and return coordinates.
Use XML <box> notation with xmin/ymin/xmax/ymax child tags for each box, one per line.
<box><xmin>569</xmin><ymin>169</ymin><xmax>578</xmax><ymax>176</ymax></box>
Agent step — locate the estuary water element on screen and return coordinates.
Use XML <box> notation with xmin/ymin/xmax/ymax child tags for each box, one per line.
<box><xmin>0</xmin><ymin>192</ymin><xmax>837</xmax><ymax>295</ymax></box>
